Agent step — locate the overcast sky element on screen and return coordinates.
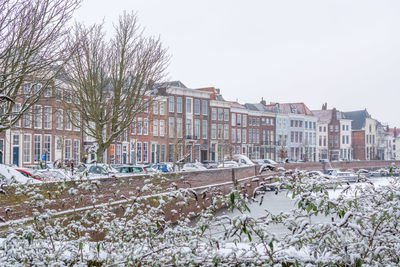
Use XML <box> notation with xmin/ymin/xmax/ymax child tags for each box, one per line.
<box><xmin>74</xmin><ymin>0</ymin><xmax>400</xmax><ymax>127</ymax></box>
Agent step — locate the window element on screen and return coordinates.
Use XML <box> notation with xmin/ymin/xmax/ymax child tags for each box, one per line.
<box><xmin>346</xmin><ymin>135</ymin><xmax>349</xmax><ymax>144</ymax></box>
<box><xmin>168</xmin><ymin>96</ymin><xmax>174</xmax><ymax>112</ymax></box>
<box><xmin>44</xmin><ymin>135</ymin><xmax>51</xmax><ymax>162</ymax></box>
<box><xmin>64</xmin><ymin>91</ymin><xmax>72</xmax><ymax>103</ymax></box>
<box><xmin>242</xmin><ymin>129</ymin><xmax>246</xmax><ymax>143</ymax></box>
<box><xmin>137</xmin><ymin>118</ymin><xmax>143</xmax><ymax>135</ymax></box>
<box><xmin>143</xmin><ymin>142</ymin><xmax>148</xmax><ymax>163</ymax></box>
<box><xmin>305</xmin><ymin>121</ymin><xmax>308</xmax><ymax>129</ymax></box>
<box><xmin>194</xmin><ymin>99</ymin><xmax>200</xmax><ymax>115</ymax></box>
<box><xmin>12</xmin><ymin>103</ymin><xmax>21</xmax><ymax>127</ymax></box>
<box><xmin>217</xmin><ymin>124</ymin><xmax>223</xmax><ymax>139</ymax></box>
<box><xmin>65</xmin><ymin>139</ymin><xmax>72</xmax><ymax>159</ymax></box>
<box><xmin>131</xmin><ymin>118</ymin><xmax>136</xmax><ymax>135</ymax></box>
<box><xmin>211</xmin><ymin>108</ymin><xmax>217</xmax><ymax>120</ymax></box>
<box><xmin>33</xmin><ymin>105</ymin><xmax>42</xmax><ymax>129</ymax></box>
<box><xmin>169</xmin><ymin>117</ymin><xmax>174</xmax><ymax>138</ymax></box>
<box><xmin>144</xmin><ymin>102</ymin><xmax>149</xmax><ymax>113</ymax></box>
<box><xmin>73</xmin><ymin>140</ymin><xmax>80</xmax><ymax>163</ymax></box>
<box><xmin>23</xmin><ymin>84</ymin><xmax>32</xmax><ymax>94</ymax></box>
<box><xmin>186</xmin><ymin>98</ymin><xmax>192</xmax><ymax>114</ymax></box>
<box><xmin>224</xmin><ymin>124</ymin><xmax>229</xmax><ymax>140</ymax></box>
<box><xmin>137</xmin><ymin>142</ymin><xmax>142</xmax><ymax>162</ymax></box>
<box><xmin>153</xmin><ymin>102</ymin><xmax>158</xmax><ymax>115</ymax></box>
<box><xmin>44</xmin><ymin>87</ymin><xmax>52</xmax><ymax>97</ymax></box>
<box><xmin>153</xmin><ymin>119</ymin><xmax>158</xmax><ymax>136</ymax></box>
<box><xmin>23</xmin><ymin>111</ymin><xmax>31</xmax><ymax>128</ymax></box>
<box><xmin>194</xmin><ymin>119</ymin><xmax>200</xmax><ymax>139</ymax></box>
<box><xmin>176</xmin><ymin>97</ymin><xmax>182</xmax><ymax>113</ymax></box>
<box><xmin>143</xmin><ymin>118</ymin><xmax>148</xmax><ymax>135</ymax></box>
<box><xmin>73</xmin><ymin>112</ymin><xmax>80</xmax><ymax>131</ymax></box>
<box><xmin>299</xmin><ymin>121</ymin><xmax>303</xmax><ymax>127</ymax></box>
<box><xmin>232</xmin><ymin>128</ymin><xmax>236</xmax><ymax>143</ymax></box>
<box><xmin>160</xmin><ymin>120</ymin><xmax>165</xmax><ymax>136</ymax></box>
<box><xmin>202</xmin><ymin>100</ymin><xmax>208</xmax><ymax>115</ymax></box>
<box><xmin>237</xmin><ymin>114</ymin><xmax>241</xmax><ymax>126</ymax></box>
<box><xmin>23</xmin><ymin>135</ymin><xmax>31</xmax><ymax>163</ymax></box>
<box><xmin>34</xmin><ymin>135</ymin><xmax>41</xmax><ymax>162</ymax></box>
<box><xmin>237</xmin><ymin>129</ymin><xmax>241</xmax><ymax>143</ymax></box>
<box><xmin>231</xmin><ymin>114</ymin><xmax>236</xmax><ymax>127</ymax></box>
<box><xmin>186</xmin><ymin>119</ymin><xmax>192</xmax><ymax>137</ymax></box>
<box><xmin>160</xmin><ymin>102</ymin><xmax>165</xmax><ymax>115</ymax></box>
<box><xmin>56</xmin><ymin>110</ymin><xmax>63</xmax><ymax>130</ymax></box>
<box><xmin>335</xmin><ymin>125</ymin><xmax>339</xmax><ymax>132</ymax></box>
<box><xmin>65</xmin><ymin>112</ymin><xmax>72</xmax><ymax>130</ymax></box>
<box><xmin>211</xmin><ymin>124</ymin><xmax>217</xmax><ymax>139</ymax></box>
<box><xmin>218</xmin><ymin>108</ymin><xmax>223</xmax><ymax>121</ymax></box>
<box><xmin>243</xmin><ymin>115</ymin><xmax>247</xmax><ymax>127</ymax></box>
<box><xmin>224</xmin><ymin>109</ymin><xmax>229</xmax><ymax>121</ymax></box>
<box><xmin>177</xmin><ymin>118</ymin><xmax>183</xmax><ymax>138</ymax></box>
<box><xmin>44</xmin><ymin>107</ymin><xmax>52</xmax><ymax>129</ymax></box>
<box><xmin>202</xmin><ymin>120</ymin><xmax>207</xmax><ymax>139</ymax></box>
<box><xmin>249</xmin><ymin>129</ymin><xmax>252</xmax><ymax>143</ymax></box>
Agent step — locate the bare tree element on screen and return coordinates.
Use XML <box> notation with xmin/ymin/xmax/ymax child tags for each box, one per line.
<box><xmin>0</xmin><ymin>0</ymin><xmax>80</xmax><ymax>131</ymax></box>
<box><xmin>64</xmin><ymin>12</ymin><xmax>169</xmax><ymax>163</ymax></box>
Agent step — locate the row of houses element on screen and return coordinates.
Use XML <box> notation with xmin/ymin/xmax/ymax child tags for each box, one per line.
<box><xmin>1</xmin><ymin>81</ymin><xmax>399</xmax><ymax>166</ymax></box>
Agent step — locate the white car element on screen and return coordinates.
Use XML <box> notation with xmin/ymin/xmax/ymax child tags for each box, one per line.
<box><xmin>181</xmin><ymin>163</ymin><xmax>207</xmax><ymax>172</ymax></box>
<box><xmin>0</xmin><ymin>164</ymin><xmax>40</xmax><ymax>184</ymax></box>
<box><xmin>218</xmin><ymin>161</ymin><xmax>239</xmax><ymax>168</ymax></box>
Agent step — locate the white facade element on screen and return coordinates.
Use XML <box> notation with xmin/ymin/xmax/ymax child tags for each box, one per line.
<box><xmin>339</xmin><ymin>119</ymin><xmax>352</xmax><ymax>160</ymax></box>
<box><xmin>317</xmin><ymin>122</ymin><xmax>328</xmax><ymax>161</ymax></box>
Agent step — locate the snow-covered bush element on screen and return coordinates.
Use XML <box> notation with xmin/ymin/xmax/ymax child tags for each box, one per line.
<box><xmin>0</xmin><ymin>171</ymin><xmax>399</xmax><ymax>266</ymax></box>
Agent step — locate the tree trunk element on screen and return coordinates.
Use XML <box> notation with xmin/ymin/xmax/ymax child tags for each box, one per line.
<box><xmin>96</xmin><ymin>145</ymin><xmax>105</xmax><ymax>163</ymax></box>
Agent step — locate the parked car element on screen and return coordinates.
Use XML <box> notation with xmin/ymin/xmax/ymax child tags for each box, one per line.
<box><xmin>181</xmin><ymin>162</ymin><xmax>207</xmax><ymax>172</ymax></box>
<box><xmin>37</xmin><ymin>169</ymin><xmax>71</xmax><ymax>181</ymax></box>
<box><xmin>232</xmin><ymin>154</ymin><xmax>255</xmax><ymax>166</ymax></box>
<box><xmin>0</xmin><ymin>164</ymin><xmax>38</xmax><ymax>184</ymax></box>
<box><xmin>253</xmin><ymin>159</ymin><xmax>278</xmax><ymax>165</ymax></box>
<box><xmin>16</xmin><ymin>168</ymin><xmax>60</xmax><ymax>182</ymax></box>
<box><xmin>76</xmin><ymin>164</ymin><xmax>115</xmax><ymax>178</ymax></box>
<box><xmin>202</xmin><ymin>160</ymin><xmax>218</xmax><ymax>169</ymax></box>
<box><xmin>114</xmin><ymin>165</ymin><xmax>147</xmax><ymax>175</ymax></box>
<box><xmin>218</xmin><ymin>161</ymin><xmax>239</xmax><ymax>168</ymax></box>
<box><xmin>151</xmin><ymin>163</ymin><xmax>172</xmax><ymax>173</ymax></box>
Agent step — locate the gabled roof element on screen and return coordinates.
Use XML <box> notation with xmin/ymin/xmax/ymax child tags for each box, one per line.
<box><xmin>312</xmin><ymin>110</ymin><xmax>333</xmax><ymax>123</ymax></box>
<box><xmin>159</xmin><ymin>80</ymin><xmax>187</xmax><ymax>88</ymax></box>
<box><xmin>244</xmin><ymin>103</ymin><xmax>273</xmax><ymax>112</ymax></box>
<box><xmin>342</xmin><ymin>109</ymin><xmax>371</xmax><ymax>130</ymax></box>
<box><xmin>230</xmin><ymin>101</ymin><xmax>246</xmax><ymax>109</ymax></box>
<box><xmin>264</xmin><ymin>102</ymin><xmax>314</xmax><ymax>116</ymax></box>
<box><xmin>389</xmin><ymin>128</ymin><xmax>400</xmax><ymax>137</ymax></box>
<box><xmin>196</xmin><ymin>87</ymin><xmax>225</xmax><ymax>101</ymax></box>
<box><xmin>311</xmin><ymin>109</ymin><xmax>347</xmax><ymax>123</ymax></box>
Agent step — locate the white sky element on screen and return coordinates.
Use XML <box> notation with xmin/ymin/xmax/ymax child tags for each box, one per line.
<box><xmin>74</xmin><ymin>0</ymin><xmax>400</xmax><ymax>127</ymax></box>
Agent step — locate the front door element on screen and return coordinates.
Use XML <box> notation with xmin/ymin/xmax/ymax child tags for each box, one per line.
<box><xmin>201</xmin><ymin>150</ymin><xmax>207</xmax><ymax>162</ymax></box>
<box><xmin>13</xmin><ymin>147</ymin><xmax>19</xmax><ymax>166</ymax></box>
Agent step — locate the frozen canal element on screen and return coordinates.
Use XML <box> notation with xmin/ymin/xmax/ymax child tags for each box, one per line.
<box><xmin>215</xmin><ymin>176</ymin><xmax>397</xmax><ymax>237</ymax></box>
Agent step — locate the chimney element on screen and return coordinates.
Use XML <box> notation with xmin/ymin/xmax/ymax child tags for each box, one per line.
<box><xmin>322</xmin><ymin>102</ymin><xmax>327</xmax><ymax>110</ymax></box>
<box><xmin>260</xmin><ymin>97</ymin><xmax>266</xmax><ymax>106</ymax></box>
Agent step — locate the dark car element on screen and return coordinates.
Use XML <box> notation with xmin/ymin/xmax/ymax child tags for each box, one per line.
<box><xmin>202</xmin><ymin>161</ymin><xmax>218</xmax><ymax>169</ymax></box>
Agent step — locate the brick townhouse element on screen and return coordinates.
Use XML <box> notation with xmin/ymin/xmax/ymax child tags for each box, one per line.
<box><xmin>313</xmin><ymin>107</ymin><xmax>353</xmax><ymax>161</ymax></box>
<box><xmin>0</xmin><ymin>82</ymin><xmax>82</xmax><ymax>166</ymax></box>
<box><xmin>343</xmin><ymin>109</ymin><xmax>377</xmax><ymax>160</ymax></box>
<box><xmin>244</xmin><ymin>102</ymin><xmax>276</xmax><ymax>160</ymax></box>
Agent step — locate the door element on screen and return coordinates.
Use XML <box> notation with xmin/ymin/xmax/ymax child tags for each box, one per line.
<box><xmin>13</xmin><ymin>147</ymin><xmax>19</xmax><ymax>166</ymax></box>
<box><xmin>201</xmin><ymin>150</ymin><xmax>207</xmax><ymax>162</ymax></box>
